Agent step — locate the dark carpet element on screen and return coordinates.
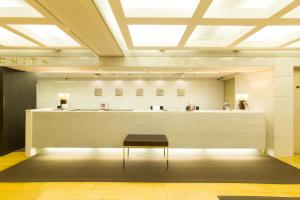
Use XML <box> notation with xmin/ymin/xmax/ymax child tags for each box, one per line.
<box><xmin>218</xmin><ymin>197</ymin><xmax>300</xmax><ymax>200</ymax></box>
<box><xmin>0</xmin><ymin>153</ymin><xmax>300</xmax><ymax>183</ymax></box>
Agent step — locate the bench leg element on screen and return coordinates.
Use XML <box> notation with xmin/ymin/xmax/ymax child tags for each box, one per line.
<box><xmin>164</xmin><ymin>148</ymin><xmax>165</xmax><ymax>158</ymax></box>
<box><xmin>127</xmin><ymin>147</ymin><xmax>130</xmax><ymax>157</ymax></box>
<box><xmin>123</xmin><ymin>147</ymin><xmax>125</xmax><ymax>169</ymax></box>
<box><xmin>166</xmin><ymin>147</ymin><xmax>169</xmax><ymax>170</ymax></box>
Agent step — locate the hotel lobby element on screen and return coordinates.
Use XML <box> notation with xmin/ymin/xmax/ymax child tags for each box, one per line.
<box><xmin>1</xmin><ymin>0</ymin><xmax>300</xmax><ymax>199</ymax></box>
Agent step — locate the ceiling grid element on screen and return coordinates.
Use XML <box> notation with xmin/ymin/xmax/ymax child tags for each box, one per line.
<box><xmin>96</xmin><ymin>0</ymin><xmax>300</xmax><ymax>50</ymax></box>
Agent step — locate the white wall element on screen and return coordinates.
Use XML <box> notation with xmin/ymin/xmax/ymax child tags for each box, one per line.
<box><xmin>235</xmin><ymin>56</ymin><xmax>300</xmax><ymax>157</ymax></box>
<box><xmin>235</xmin><ymin>69</ymin><xmax>274</xmax><ymax>154</ymax></box>
<box><xmin>37</xmin><ymin>78</ymin><xmax>224</xmax><ymax>110</ymax></box>
<box><xmin>271</xmin><ymin>57</ymin><xmax>298</xmax><ymax>157</ymax></box>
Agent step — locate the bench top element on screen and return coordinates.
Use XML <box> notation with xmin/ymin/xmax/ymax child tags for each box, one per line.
<box><xmin>123</xmin><ymin>134</ymin><xmax>168</xmax><ymax>147</ymax></box>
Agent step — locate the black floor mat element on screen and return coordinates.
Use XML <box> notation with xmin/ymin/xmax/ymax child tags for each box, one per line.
<box><xmin>0</xmin><ymin>153</ymin><xmax>300</xmax><ymax>183</ymax></box>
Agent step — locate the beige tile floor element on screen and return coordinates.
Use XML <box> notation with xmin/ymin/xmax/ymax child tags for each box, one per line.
<box><xmin>0</xmin><ymin>152</ymin><xmax>299</xmax><ymax>200</ymax></box>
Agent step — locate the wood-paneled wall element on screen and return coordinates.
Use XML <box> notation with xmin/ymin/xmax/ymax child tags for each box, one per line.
<box><xmin>0</xmin><ymin>67</ymin><xmax>36</xmax><ymax>155</ymax></box>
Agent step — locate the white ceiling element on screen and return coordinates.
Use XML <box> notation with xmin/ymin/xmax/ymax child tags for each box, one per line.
<box><xmin>2</xmin><ymin>0</ymin><xmax>300</xmax><ymax>52</ymax></box>
<box><xmin>0</xmin><ymin>0</ymin><xmax>83</xmax><ymax>49</ymax></box>
<box><xmin>1</xmin><ymin>0</ymin><xmax>300</xmax><ymax>52</ymax></box>
<box><xmin>0</xmin><ymin>0</ymin><xmax>43</xmax><ymax>18</ymax></box>
<box><xmin>1</xmin><ymin>0</ymin><xmax>300</xmax><ymax>76</ymax></box>
<box><xmin>96</xmin><ymin>0</ymin><xmax>300</xmax><ymax>51</ymax></box>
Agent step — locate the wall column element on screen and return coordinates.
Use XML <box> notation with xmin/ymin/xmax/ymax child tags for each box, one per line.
<box><xmin>271</xmin><ymin>57</ymin><xmax>300</xmax><ymax>156</ymax></box>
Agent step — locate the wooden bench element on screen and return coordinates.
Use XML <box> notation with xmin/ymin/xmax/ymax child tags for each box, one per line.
<box><xmin>123</xmin><ymin>134</ymin><xmax>169</xmax><ymax>169</ymax></box>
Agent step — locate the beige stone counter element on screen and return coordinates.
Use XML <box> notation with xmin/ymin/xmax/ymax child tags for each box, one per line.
<box><xmin>25</xmin><ymin>109</ymin><xmax>266</xmax><ymax>156</ymax></box>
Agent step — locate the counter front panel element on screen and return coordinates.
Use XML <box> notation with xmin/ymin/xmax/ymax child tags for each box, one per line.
<box><xmin>26</xmin><ymin>110</ymin><xmax>265</xmax><ymax>156</ymax></box>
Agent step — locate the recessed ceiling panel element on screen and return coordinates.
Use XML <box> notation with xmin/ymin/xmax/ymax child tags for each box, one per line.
<box><xmin>237</xmin><ymin>26</ymin><xmax>300</xmax><ymax>48</ymax></box>
<box><xmin>120</xmin><ymin>0</ymin><xmax>200</xmax><ymax>18</ymax></box>
<box><xmin>185</xmin><ymin>25</ymin><xmax>254</xmax><ymax>47</ymax></box>
<box><xmin>204</xmin><ymin>0</ymin><xmax>293</xmax><ymax>18</ymax></box>
<box><xmin>8</xmin><ymin>25</ymin><xmax>80</xmax><ymax>47</ymax></box>
<box><xmin>0</xmin><ymin>0</ymin><xmax>43</xmax><ymax>18</ymax></box>
<box><xmin>0</xmin><ymin>27</ymin><xmax>38</xmax><ymax>47</ymax></box>
<box><xmin>128</xmin><ymin>25</ymin><xmax>187</xmax><ymax>47</ymax></box>
<box><xmin>282</xmin><ymin>5</ymin><xmax>300</xmax><ymax>18</ymax></box>
<box><xmin>285</xmin><ymin>41</ymin><xmax>300</xmax><ymax>48</ymax></box>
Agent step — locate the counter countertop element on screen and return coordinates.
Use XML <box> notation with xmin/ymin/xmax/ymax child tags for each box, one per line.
<box><xmin>27</xmin><ymin>108</ymin><xmax>264</xmax><ymax>114</ymax></box>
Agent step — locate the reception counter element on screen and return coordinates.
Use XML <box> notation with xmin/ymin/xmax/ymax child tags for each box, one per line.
<box><xmin>25</xmin><ymin>109</ymin><xmax>266</xmax><ymax>157</ymax></box>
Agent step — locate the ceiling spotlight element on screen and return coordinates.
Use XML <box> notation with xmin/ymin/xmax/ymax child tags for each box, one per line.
<box><xmin>94</xmin><ymin>73</ymin><xmax>101</xmax><ymax>78</ymax></box>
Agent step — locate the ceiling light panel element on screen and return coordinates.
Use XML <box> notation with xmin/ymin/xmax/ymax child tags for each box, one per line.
<box><xmin>185</xmin><ymin>25</ymin><xmax>254</xmax><ymax>47</ymax></box>
<box><xmin>0</xmin><ymin>27</ymin><xmax>37</xmax><ymax>47</ymax></box>
<box><xmin>120</xmin><ymin>0</ymin><xmax>200</xmax><ymax>18</ymax></box>
<box><xmin>285</xmin><ymin>41</ymin><xmax>300</xmax><ymax>48</ymax></box>
<box><xmin>282</xmin><ymin>6</ymin><xmax>300</xmax><ymax>18</ymax></box>
<box><xmin>0</xmin><ymin>0</ymin><xmax>43</xmax><ymax>18</ymax></box>
<box><xmin>204</xmin><ymin>0</ymin><xmax>293</xmax><ymax>18</ymax></box>
<box><xmin>237</xmin><ymin>26</ymin><xmax>300</xmax><ymax>48</ymax></box>
<box><xmin>128</xmin><ymin>25</ymin><xmax>187</xmax><ymax>47</ymax></box>
<box><xmin>8</xmin><ymin>25</ymin><xmax>80</xmax><ymax>47</ymax></box>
